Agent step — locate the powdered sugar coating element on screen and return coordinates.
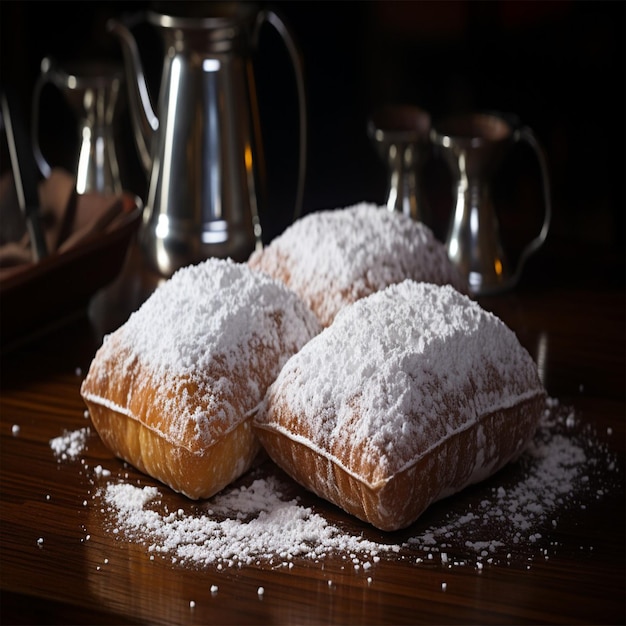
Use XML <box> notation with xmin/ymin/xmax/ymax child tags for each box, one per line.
<box><xmin>248</xmin><ymin>202</ymin><xmax>467</xmax><ymax>326</ymax></box>
<box><xmin>256</xmin><ymin>281</ymin><xmax>544</xmax><ymax>488</ymax></box>
<box><xmin>82</xmin><ymin>258</ymin><xmax>321</xmax><ymax>450</ymax></box>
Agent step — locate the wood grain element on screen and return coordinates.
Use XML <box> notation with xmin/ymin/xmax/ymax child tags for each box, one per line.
<box><xmin>1</xmin><ymin>246</ymin><xmax>624</xmax><ymax>625</ymax></box>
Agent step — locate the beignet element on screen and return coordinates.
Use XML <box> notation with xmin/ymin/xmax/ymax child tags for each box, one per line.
<box><xmin>253</xmin><ymin>281</ymin><xmax>545</xmax><ymax>531</ymax></box>
<box><xmin>248</xmin><ymin>202</ymin><xmax>467</xmax><ymax>327</ymax></box>
<box><xmin>81</xmin><ymin>258</ymin><xmax>321</xmax><ymax>499</ymax></box>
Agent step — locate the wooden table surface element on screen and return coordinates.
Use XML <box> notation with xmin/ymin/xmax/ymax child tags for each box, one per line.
<box><xmin>1</xmin><ymin>241</ymin><xmax>624</xmax><ymax>625</ymax></box>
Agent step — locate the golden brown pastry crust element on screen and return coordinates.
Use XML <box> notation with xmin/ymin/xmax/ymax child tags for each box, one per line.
<box><xmin>255</xmin><ymin>395</ymin><xmax>545</xmax><ymax>531</ymax></box>
<box><xmin>253</xmin><ymin>281</ymin><xmax>546</xmax><ymax>531</ymax></box>
<box><xmin>81</xmin><ymin>336</ymin><xmax>263</xmax><ymax>499</ymax></box>
<box><xmin>81</xmin><ymin>258</ymin><xmax>321</xmax><ymax>499</ymax></box>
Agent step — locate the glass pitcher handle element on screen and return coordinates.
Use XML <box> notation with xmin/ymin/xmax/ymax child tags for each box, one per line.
<box><xmin>254</xmin><ymin>9</ymin><xmax>307</xmax><ymax>222</ymax></box>
<box><xmin>511</xmin><ymin>126</ymin><xmax>552</xmax><ymax>284</ymax></box>
<box><xmin>31</xmin><ymin>56</ymin><xmax>56</xmax><ymax>179</ymax></box>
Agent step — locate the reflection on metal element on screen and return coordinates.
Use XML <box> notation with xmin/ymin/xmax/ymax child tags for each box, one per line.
<box><xmin>32</xmin><ymin>56</ymin><xmax>124</xmax><ymax>194</ymax></box>
<box><xmin>109</xmin><ymin>5</ymin><xmax>307</xmax><ymax>276</ymax></box>
<box><xmin>431</xmin><ymin>112</ymin><xmax>552</xmax><ymax>296</ymax></box>
<box><xmin>536</xmin><ymin>331</ymin><xmax>549</xmax><ymax>386</ymax></box>
<box><xmin>202</xmin><ymin>59</ymin><xmax>220</xmax><ymax>73</ymax></box>
<box><xmin>368</xmin><ymin>105</ymin><xmax>432</xmax><ymax>224</ymax></box>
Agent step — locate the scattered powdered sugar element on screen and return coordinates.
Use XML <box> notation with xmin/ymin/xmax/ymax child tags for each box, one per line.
<box><xmin>107</xmin><ymin>483</ymin><xmax>160</xmax><ymax>511</ymax></box>
<box><xmin>248</xmin><ymin>203</ymin><xmax>466</xmax><ymax>326</ymax></box>
<box><xmin>404</xmin><ymin>401</ymin><xmax>606</xmax><ymax>564</ymax></box>
<box><xmin>101</xmin><ymin>474</ymin><xmax>400</xmax><ymax>569</ymax></box>
<box><xmin>92</xmin><ymin>397</ymin><xmax>619</xmax><ymax>572</ymax></box>
<box><xmin>50</xmin><ymin>427</ymin><xmax>90</xmax><ymax>460</ymax></box>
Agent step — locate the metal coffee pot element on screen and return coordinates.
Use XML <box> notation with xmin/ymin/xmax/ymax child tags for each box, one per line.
<box><xmin>109</xmin><ymin>4</ymin><xmax>306</xmax><ymax>276</ymax></box>
<box><xmin>368</xmin><ymin>104</ymin><xmax>432</xmax><ymax>224</ymax></box>
<box><xmin>431</xmin><ymin>112</ymin><xmax>551</xmax><ymax>296</ymax></box>
<box><xmin>32</xmin><ymin>57</ymin><xmax>124</xmax><ymax>195</ymax></box>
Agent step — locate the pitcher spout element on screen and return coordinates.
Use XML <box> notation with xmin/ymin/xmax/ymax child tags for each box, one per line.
<box><xmin>107</xmin><ymin>17</ymin><xmax>158</xmax><ymax>175</ymax></box>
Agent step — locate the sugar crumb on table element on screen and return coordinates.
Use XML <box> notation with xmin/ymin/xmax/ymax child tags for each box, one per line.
<box><xmin>50</xmin><ymin>396</ymin><xmax>620</xmax><ymax>573</ymax></box>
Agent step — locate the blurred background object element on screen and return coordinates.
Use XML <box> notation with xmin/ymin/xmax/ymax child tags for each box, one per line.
<box><xmin>1</xmin><ymin>0</ymin><xmax>623</xmax><ymax>288</ymax></box>
<box><xmin>368</xmin><ymin>103</ymin><xmax>432</xmax><ymax>223</ymax></box>
<box><xmin>431</xmin><ymin>111</ymin><xmax>552</xmax><ymax>296</ymax></box>
<box><xmin>31</xmin><ymin>56</ymin><xmax>124</xmax><ymax>195</ymax></box>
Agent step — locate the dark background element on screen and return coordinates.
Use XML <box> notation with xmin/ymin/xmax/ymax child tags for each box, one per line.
<box><xmin>1</xmin><ymin>0</ymin><xmax>624</xmax><ymax>288</ymax></box>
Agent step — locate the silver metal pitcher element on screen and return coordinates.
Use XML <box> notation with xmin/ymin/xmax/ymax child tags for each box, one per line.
<box><xmin>109</xmin><ymin>4</ymin><xmax>307</xmax><ymax>276</ymax></box>
<box><xmin>431</xmin><ymin>112</ymin><xmax>551</xmax><ymax>296</ymax></box>
<box><xmin>32</xmin><ymin>56</ymin><xmax>124</xmax><ymax>195</ymax></box>
<box><xmin>368</xmin><ymin>104</ymin><xmax>431</xmax><ymax>224</ymax></box>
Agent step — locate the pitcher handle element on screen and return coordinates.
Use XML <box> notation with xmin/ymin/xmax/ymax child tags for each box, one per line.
<box><xmin>511</xmin><ymin>126</ymin><xmax>552</xmax><ymax>285</ymax></box>
<box><xmin>255</xmin><ymin>9</ymin><xmax>307</xmax><ymax>222</ymax></box>
<box><xmin>31</xmin><ymin>56</ymin><xmax>55</xmax><ymax>179</ymax></box>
